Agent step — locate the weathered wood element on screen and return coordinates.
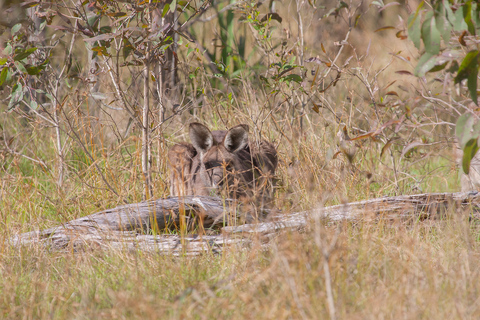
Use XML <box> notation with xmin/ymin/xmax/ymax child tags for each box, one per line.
<box><xmin>12</xmin><ymin>196</ymin><xmax>239</xmax><ymax>251</ymax></box>
<box><xmin>223</xmin><ymin>191</ymin><xmax>480</xmax><ymax>234</ymax></box>
<box><xmin>11</xmin><ymin>192</ymin><xmax>480</xmax><ymax>255</ymax></box>
<box><xmin>31</xmin><ymin>231</ymin><xmax>247</xmax><ymax>256</ymax></box>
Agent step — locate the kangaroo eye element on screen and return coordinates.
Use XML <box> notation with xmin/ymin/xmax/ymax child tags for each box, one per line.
<box><xmin>204</xmin><ymin>161</ymin><xmax>221</xmax><ymax>170</ymax></box>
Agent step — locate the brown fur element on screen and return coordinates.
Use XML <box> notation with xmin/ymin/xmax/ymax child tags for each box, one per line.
<box><xmin>168</xmin><ymin>123</ymin><xmax>277</xmax><ymax>202</ymax></box>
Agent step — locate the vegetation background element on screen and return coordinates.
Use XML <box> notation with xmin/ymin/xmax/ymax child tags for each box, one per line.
<box><xmin>1</xmin><ymin>0</ymin><xmax>479</xmax><ymax>318</ymax></box>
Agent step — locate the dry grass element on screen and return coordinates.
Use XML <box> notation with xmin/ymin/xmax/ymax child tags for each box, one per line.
<box><xmin>0</xmin><ymin>0</ymin><xmax>473</xmax><ymax>318</ymax></box>
<box><xmin>1</xmin><ymin>215</ymin><xmax>479</xmax><ymax>319</ymax></box>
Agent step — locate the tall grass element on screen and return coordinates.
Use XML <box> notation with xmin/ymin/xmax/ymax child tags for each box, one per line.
<box><xmin>1</xmin><ymin>215</ymin><xmax>479</xmax><ymax>319</ymax></box>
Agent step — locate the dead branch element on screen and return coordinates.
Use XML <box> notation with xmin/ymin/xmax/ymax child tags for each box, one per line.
<box><xmin>224</xmin><ymin>192</ymin><xmax>480</xmax><ymax>234</ymax></box>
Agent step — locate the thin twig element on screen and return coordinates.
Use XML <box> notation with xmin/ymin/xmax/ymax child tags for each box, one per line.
<box><xmin>61</xmin><ymin>109</ymin><xmax>123</xmax><ymax>200</ymax></box>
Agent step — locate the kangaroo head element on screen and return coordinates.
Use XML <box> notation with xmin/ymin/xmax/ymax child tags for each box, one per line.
<box><xmin>189</xmin><ymin>122</ymin><xmax>249</xmax><ymax>195</ymax></box>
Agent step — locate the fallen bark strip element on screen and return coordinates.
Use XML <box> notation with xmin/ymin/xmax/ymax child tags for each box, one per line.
<box><xmin>11</xmin><ymin>192</ymin><xmax>480</xmax><ymax>254</ymax></box>
<box><xmin>43</xmin><ymin>231</ymin><xmax>248</xmax><ymax>256</ymax></box>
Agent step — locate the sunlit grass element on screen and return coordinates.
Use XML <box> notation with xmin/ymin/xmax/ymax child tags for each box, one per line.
<box><xmin>1</xmin><ymin>215</ymin><xmax>479</xmax><ymax>319</ymax></box>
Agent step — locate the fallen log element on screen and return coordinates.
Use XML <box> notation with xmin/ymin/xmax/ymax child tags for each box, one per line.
<box><xmin>12</xmin><ymin>196</ymin><xmax>240</xmax><ymax>253</ymax></box>
<box><xmin>223</xmin><ymin>191</ymin><xmax>480</xmax><ymax>234</ymax></box>
<box><xmin>11</xmin><ymin>192</ymin><xmax>480</xmax><ymax>255</ymax></box>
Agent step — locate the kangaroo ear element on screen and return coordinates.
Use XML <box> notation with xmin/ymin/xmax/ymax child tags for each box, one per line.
<box><xmin>189</xmin><ymin>123</ymin><xmax>213</xmax><ymax>154</ymax></box>
<box><xmin>224</xmin><ymin>124</ymin><xmax>249</xmax><ymax>153</ymax></box>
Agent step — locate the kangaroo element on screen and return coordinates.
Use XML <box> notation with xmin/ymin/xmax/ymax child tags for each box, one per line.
<box><xmin>168</xmin><ymin>123</ymin><xmax>277</xmax><ymax>203</ymax></box>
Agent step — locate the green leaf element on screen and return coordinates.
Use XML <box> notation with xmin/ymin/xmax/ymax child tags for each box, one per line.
<box><xmin>0</xmin><ymin>67</ymin><xmax>8</xmax><ymax>86</ymax></box>
<box><xmin>0</xmin><ymin>58</ymin><xmax>7</xmax><ymax>65</ymax></box>
<box><xmin>453</xmin><ymin>6</ymin><xmax>468</xmax><ymax>31</ymax></box>
<box><xmin>162</xmin><ymin>4</ymin><xmax>170</xmax><ymax>17</ymax></box>
<box><xmin>462</xmin><ymin>138</ymin><xmax>479</xmax><ymax>174</ymax></box>
<box><xmin>339</xmin><ymin>1</ymin><xmax>348</xmax><ymax>9</ymax></box>
<box><xmin>456</xmin><ymin>113</ymin><xmax>473</xmax><ymax>147</ymax></box>
<box><xmin>414</xmin><ymin>52</ymin><xmax>438</xmax><ymax>77</ymax></box>
<box><xmin>15</xmin><ymin>61</ymin><xmax>26</xmax><ymax>73</ymax></box>
<box><xmin>454</xmin><ymin>52</ymin><xmax>476</xmax><ymax>74</ymax></box>
<box><xmin>463</xmin><ymin>1</ymin><xmax>475</xmax><ymax>36</ymax></box>
<box><xmin>468</xmin><ymin>65</ymin><xmax>479</xmax><ymax>105</ymax></box>
<box><xmin>87</xmin><ymin>14</ymin><xmax>100</xmax><ymax>30</ymax></box>
<box><xmin>8</xmin><ymin>83</ymin><xmax>23</xmax><ymax>110</ymax></box>
<box><xmin>3</xmin><ymin>45</ymin><xmax>12</xmax><ymax>55</ymax></box>
<box><xmin>100</xmin><ymin>26</ymin><xmax>112</xmax><ymax>34</ymax></box>
<box><xmin>29</xmin><ymin>100</ymin><xmax>38</xmax><ymax>110</ymax></box>
<box><xmin>456</xmin><ymin>113</ymin><xmax>480</xmax><ymax>149</ymax></box>
<box><xmin>421</xmin><ymin>12</ymin><xmax>441</xmax><ymax>54</ymax></box>
<box><xmin>11</xmin><ymin>23</ymin><xmax>21</xmax><ymax>35</ymax></box>
<box><xmin>170</xmin><ymin>0</ymin><xmax>177</xmax><ymax>13</ymax></box>
<box><xmin>473</xmin><ymin>3</ymin><xmax>480</xmax><ymax>29</ymax></box>
<box><xmin>445</xmin><ymin>1</ymin><xmax>457</xmax><ymax>27</ymax></box>
<box><xmin>407</xmin><ymin>1</ymin><xmax>424</xmax><ymax>49</ymax></box>
<box><xmin>123</xmin><ymin>37</ymin><xmax>134</xmax><ymax>60</ymax></box>
<box><xmin>408</xmin><ymin>13</ymin><xmax>422</xmax><ymax>49</ymax></box>
<box><xmin>456</xmin><ymin>113</ymin><xmax>471</xmax><ymax>142</ymax></box>
<box><xmin>13</xmin><ymin>47</ymin><xmax>37</xmax><ymax>61</ymax></box>
<box><xmin>454</xmin><ymin>50</ymin><xmax>480</xmax><ymax>104</ymax></box>
<box><xmin>434</xmin><ymin>0</ymin><xmax>451</xmax><ymax>44</ymax></box>
<box><xmin>428</xmin><ymin>61</ymin><xmax>448</xmax><ymax>73</ymax></box>
<box><xmin>26</xmin><ymin>65</ymin><xmax>42</xmax><ymax>75</ymax></box>
<box><xmin>281</xmin><ymin>74</ymin><xmax>303</xmax><ymax>83</ymax></box>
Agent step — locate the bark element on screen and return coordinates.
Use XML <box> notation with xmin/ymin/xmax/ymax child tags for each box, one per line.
<box><xmin>143</xmin><ymin>45</ymin><xmax>152</xmax><ymax>199</ymax></box>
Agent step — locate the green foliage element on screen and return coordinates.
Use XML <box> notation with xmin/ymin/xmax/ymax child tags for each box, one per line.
<box><xmin>260</xmin><ymin>58</ymin><xmax>305</xmax><ymax>92</ymax></box>
<box><xmin>421</xmin><ymin>11</ymin><xmax>441</xmax><ymax>55</ymax></box>
<box><xmin>8</xmin><ymin>83</ymin><xmax>23</xmax><ymax>110</ymax></box>
<box><xmin>455</xmin><ymin>113</ymin><xmax>480</xmax><ymax>174</ymax></box>
<box><xmin>409</xmin><ymin>0</ymin><xmax>480</xmax><ymax>93</ymax></box>
<box><xmin>409</xmin><ymin>0</ymin><xmax>480</xmax><ymax>173</ymax></box>
<box><xmin>462</xmin><ymin>138</ymin><xmax>479</xmax><ymax>174</ymax></box>
<box><xmin>1</xmin><ymin>23</ymin><xmax>46</xmax><ymax>111</ymax></box>
<box><xmin>198</xmin><ymin>0</ymin><xmax>284</xmax><ymax>81</ymax></box>
<box><xmin>455</xmin><ymin>50</ymin><xmax>480</xmax><ymax>104</ymax></box>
